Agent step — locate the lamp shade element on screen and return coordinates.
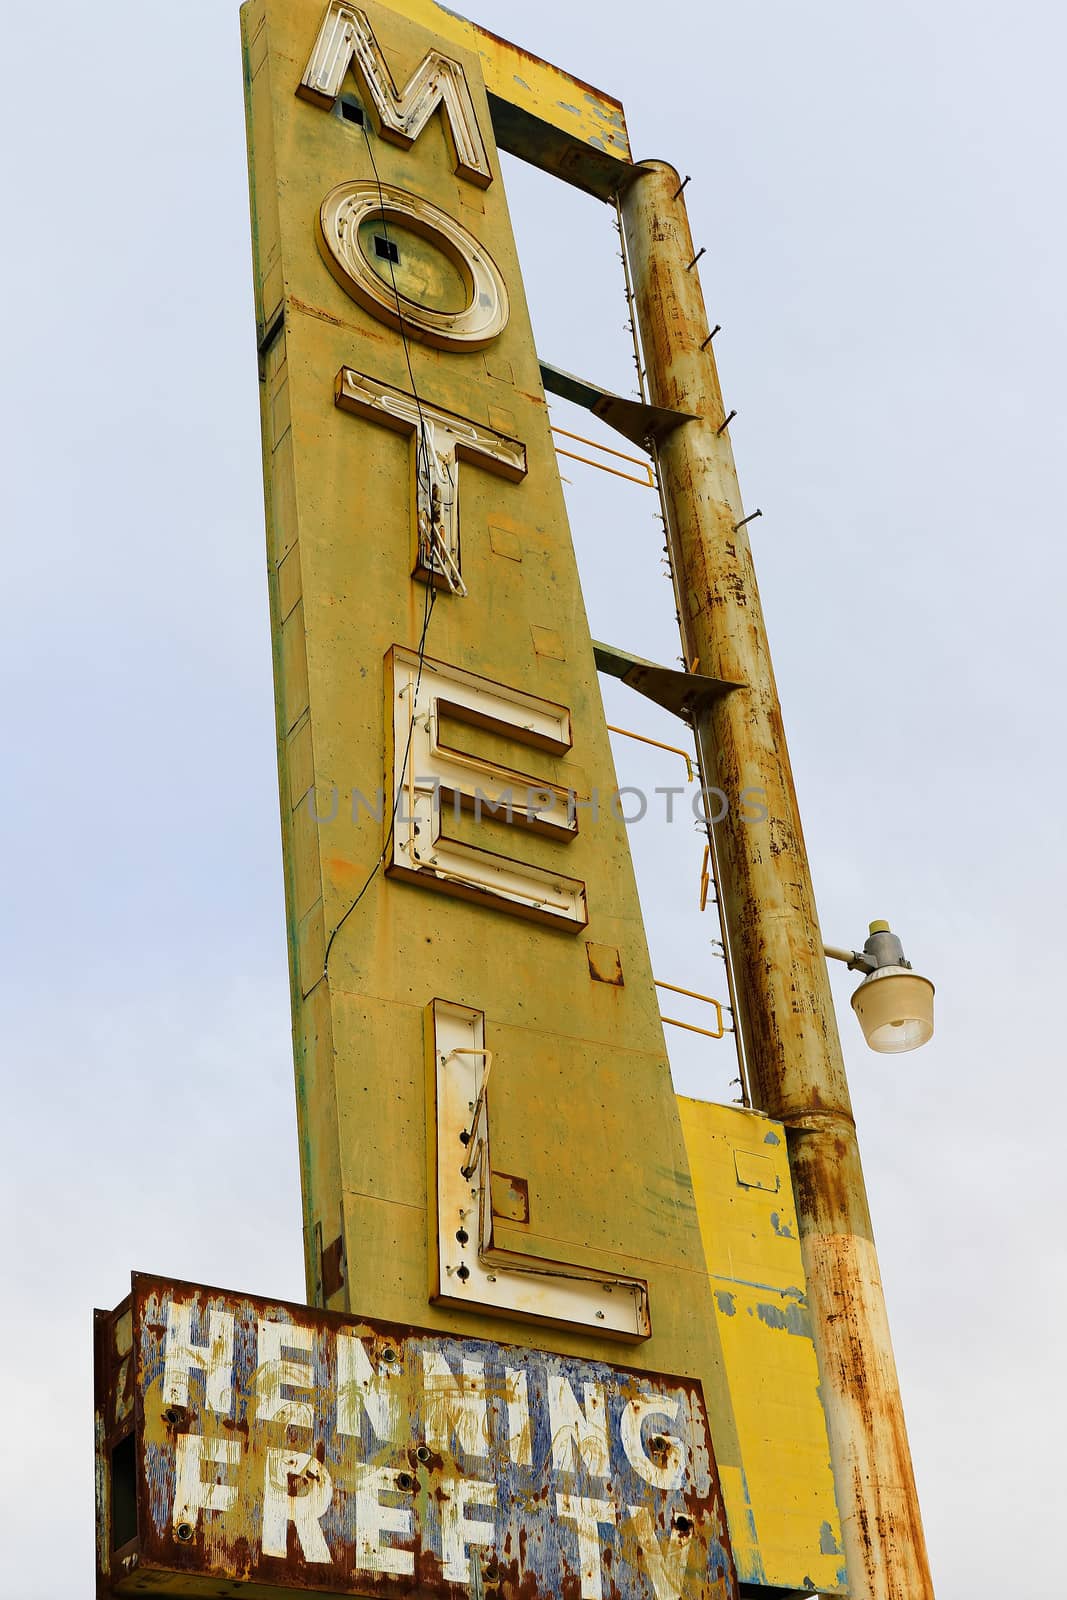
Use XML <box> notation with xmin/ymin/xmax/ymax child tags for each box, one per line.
<box><xmin>850</xmin><ymin>966</ymin><xmax>934</xmax><ymax>1054</ymax></box>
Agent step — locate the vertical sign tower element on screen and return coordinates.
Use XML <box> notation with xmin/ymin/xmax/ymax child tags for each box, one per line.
<box><xmin>92</xmin><ymin>4</ymin><xmax>932</xmax><ymax>1599</ymax></box>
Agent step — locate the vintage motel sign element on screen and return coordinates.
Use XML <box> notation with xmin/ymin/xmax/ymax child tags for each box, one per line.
<box><xmin>93</xmin><ymin>2</ymin><xmax>845</xmax><ymax>1595</ymax></box>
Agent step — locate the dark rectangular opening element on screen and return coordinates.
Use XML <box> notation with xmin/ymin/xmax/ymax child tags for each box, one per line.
<box><xmin>339</xmin><ymin>97</ymin><xmax>364</xmax><ymax>125</ymax></box>
<box><xmin>110</xmin><ymin>1434</ymin><xmax>138</xmax><ymax>1551</ymax></box>
<box><xmin>374</xmin><ymin>235</ymin><xmax>399</xmax><ymax>264</ymax></box>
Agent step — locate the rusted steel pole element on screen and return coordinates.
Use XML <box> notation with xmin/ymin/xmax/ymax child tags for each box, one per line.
<box><xmin>619</xmin><ymin>161</ymin><xmax>934</xmax><ymax>1600</ymax></box>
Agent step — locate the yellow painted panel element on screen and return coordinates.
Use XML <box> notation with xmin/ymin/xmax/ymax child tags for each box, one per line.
<box><xmin>285</xmin><ymin>713</ymin><xmax>315</xmax><ymax>808</ymax></box>
<box><xmin>397</xmin><ymin>0</ymin><xmax>628</xmax><ymax>152</ymax></box>
<box><xmin>267</xmin><ymin>431</ymin><xmax>298</xmax><ymax>565</ymax></box>
<box><xmin>279</xmin><ymin>599</ymin><xmax>310</xmax><ymax>733</ymax></box>
<box><xmin>275</xmin><ymin>542</ymin><xmax>303</xmax><ymax>620</ymax></box>
<box><xmin>288</xmin><ymin>777</ymin><xmax>323</xmax><ymax>919</ymax></box>
<box><xmin>678</xmin><ymin>1096</ymin><xmax>848</xmax><ymax>1594</ymax></box>
<box><xmin>296</xmin><ymin>899</ymin><xmax>325</xmax><ymax>995</ymax></box>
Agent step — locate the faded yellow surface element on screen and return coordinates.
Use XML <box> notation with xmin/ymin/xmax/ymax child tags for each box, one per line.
<box><xmin>388</xmin><ymin>0</ymin><xmax>630</xmax><ymax>158</ymax></box>
<box><xmin>678</xmin><ymin>1097</ymin><xmax>847</xmax><ymax>1594</ymax></box>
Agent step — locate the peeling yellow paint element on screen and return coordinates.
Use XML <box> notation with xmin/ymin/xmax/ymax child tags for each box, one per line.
<box><xmin>678</xmin><ymin>1097</ymin><xmax>847</xmax><ymax>1595</ymax></box>
<box><xmin>399</xmin><ymin>0</ymin><xmax>630</xmax><ymax>157</ymax></box>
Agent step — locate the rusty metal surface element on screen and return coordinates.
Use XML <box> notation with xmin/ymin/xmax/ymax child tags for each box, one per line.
<box><xmin>619</xmin><ymin>161</ymin><xmax>934</xmax><ymax>1600</ymax></box>
<box><xmin>95</xmin><ymin>1273</ymin><xmax>736</xmax><ymax>1600</ymax></box>
<box><xmin>95</xmin><ymin>1297</ymin><xmax>138</xmax><ymax>1589</ymax></box>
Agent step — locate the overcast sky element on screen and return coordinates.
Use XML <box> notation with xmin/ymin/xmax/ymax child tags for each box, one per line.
<box><xmin>2</xmin><ymin>1</ymin><xmax>1063</xmax><ymax>1595</ymax></box>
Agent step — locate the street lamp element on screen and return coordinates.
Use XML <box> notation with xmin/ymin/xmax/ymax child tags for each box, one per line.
<box><xmin>825</xmin><ymin>921</ymin><xmax>935</xmax><ymax>1054</ymax></box>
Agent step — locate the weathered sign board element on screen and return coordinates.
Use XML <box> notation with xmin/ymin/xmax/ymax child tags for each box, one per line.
<box><xmin>95</xmin><ymin>1275</ymin><xmax>736</xmax><ymax>1599</ymax></box>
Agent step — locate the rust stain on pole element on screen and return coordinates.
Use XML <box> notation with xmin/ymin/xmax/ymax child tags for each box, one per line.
<box><xmin>618</xmin><ymin>159</ymin><xmax>935</xmax><ymax>1600</ymax></box>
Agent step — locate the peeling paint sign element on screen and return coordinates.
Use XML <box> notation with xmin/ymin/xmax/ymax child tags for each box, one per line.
<box><xmin>96</xmin><ymin>1275</ymin><xmax>736</xmax><ymax>1600</ymax></box>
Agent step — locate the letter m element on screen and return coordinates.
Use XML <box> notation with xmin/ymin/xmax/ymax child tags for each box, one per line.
<box><xmin>298</xmin><ymin>3</ymin><xmax>492</xmax><ymax>187</ymax></box>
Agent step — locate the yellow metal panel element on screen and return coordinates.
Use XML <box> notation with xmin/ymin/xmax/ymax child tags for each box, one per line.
<box><xmin>296</xmin><ymin>899</ymin><xmax>325</xmax><ymax>995</ymax></box>
<box><xmin>285</xmin><ymin>715</ymin><xmax>315</xmax><ymax>808</ymax></box>
<box><xmin>678</xmin><ymin>1096</ymin><xmax>847</xmax><ymax>1594</ymax></box>
<box><xmin>397</xmin><ymin>0</ymin><xmax>628</xmax><ymax>151</ymax></box>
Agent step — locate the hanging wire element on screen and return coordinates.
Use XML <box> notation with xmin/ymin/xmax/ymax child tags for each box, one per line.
<box><xmin>322</xmin><ymin>119</ymin><xmax>446</xmax><ymax>979</ymax></box>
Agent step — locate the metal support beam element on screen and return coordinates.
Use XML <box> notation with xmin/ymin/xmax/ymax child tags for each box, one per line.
<box><xmin>540</xmin><ymin>361</ymin><xmax>698</xmax><ymax>449</ymax></box>
<box><xmin>619</xmin><ymin>160</ymin><xmax>934</xmax><ymax>1600</ymax></box>
<box><xmin>592</xmin><ymin>639</ymin><xmax>739</xmax><ymax>719</ymax></box>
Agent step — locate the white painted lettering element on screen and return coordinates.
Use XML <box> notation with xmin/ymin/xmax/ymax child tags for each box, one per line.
<box><xmin>547</xmin><ymin>1377</ymin><xmax>609</xmax><ymax>1477</ymax></box>
<box><xmin>336</xmin><ymin>1334</ymin><xmax>400</xmax><ymax>1442</ymax></box>
<box><xmin>440</xmin><ymin>1476</ymin><xmax>496</xmax><ymax>1582</ymax></box>
<box><xmin>335</xmin><ymin>369</ymin><xmax>526</xmax><ymax>591</ymax></box>
<box><xmin>353</xmin><ymin>1465</ymin><xmax>415</xmax><ymax>1576</ymax></box>
<box><xmin>422</xmin><ymin>1351</ymin><xmax>490</xmax><ymax>1459</ymax></box>
<box><xmin>298</xmin><ymin>2</ymin><xmax>492</xmax><ymax>186</ymax></box>
<box><xmin>256</xmin><ymin>1319</ymin><xmax>315</xmax><ymax>1429</ymax></box>
<box><xmin>262</xmin><ymin>1449</ymin><xmax>333</xmax><ymax>1563</ymax></box>
<box><xmin>626</xmin><ymin>1506</ymin><xmax>691</xmax><ymax>1600</ymax></box>
<box><xmin>504</xmin><ymin>1367</ymin><xmax>532</xmax><ymax>1466</ymax></box>
<box><xmin>556</xmin><ymin>1493</ymin><xmax>616</xmax><ymax>1600</ymax></box>
<box><xmin>173</xmin><ymin>1434</ymin><xmax>239</xmax><ymax>1531</ymax></box>
<box><xmin>619</xmin><ymin>1395</ymin><xmax>685</xmax><ymax>1490</ymax></box>
<box><xmin>162</xmin><ymin>1300</ymin><xmax>234</xmax><ymax>1416</ymax></box>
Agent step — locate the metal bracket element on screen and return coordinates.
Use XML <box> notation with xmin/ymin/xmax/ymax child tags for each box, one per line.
<box><xmin>593</xmin><ymin>640</ymin><xmax>742</xmax><ymax>720</ymax></box>
<box><xmin>540</xmin><ymin>361</ymin><xmax>698</xmax><ymax>451</ymax></box>
<box><xmin>256</xmin><ymin>304</ymin><xmax>285</xmax><ymax>359</ymax></box>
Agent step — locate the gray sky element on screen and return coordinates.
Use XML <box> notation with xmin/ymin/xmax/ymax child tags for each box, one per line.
<box><xmin>2</xmin><ymin>1</ymin><xmax>1063</xmax><ymax>1594</ymax></box>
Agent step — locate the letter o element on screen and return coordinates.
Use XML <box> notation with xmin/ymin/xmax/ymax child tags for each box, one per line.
<box><xmin>318</xmin><ymin>181</ymin><xmax>510</xmax><ymax>350</ymax></box>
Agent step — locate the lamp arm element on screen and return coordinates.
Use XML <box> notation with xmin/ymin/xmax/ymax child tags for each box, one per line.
<box><xmin>823</xmin><ymin>943</ymin><xmax>876</xmax><ymax>974</ymax></box>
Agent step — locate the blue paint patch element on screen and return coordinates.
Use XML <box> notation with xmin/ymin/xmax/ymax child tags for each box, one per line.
<box><xmin>820</xmin><ymin>1520</ymin><xmax>842</xmax><ymax>1555</ymax></box>
<box><xmin>719</xmin><ymin>1273</ymin><xmax>804</xmax><ymax>1299</ymax></box>
<box><xmin>763</xmin><ymin>1130</ymin><xmax>781</xmax><ymax>1145</ymax></box>
<box><xmin>770</xmin><ymin>1211</ymin><xmax>795</xmax><ymax>1239</ymax></box>
<box><xmin>714</xmin><ymin>1290</ymin><xmax>736</xmax><ymax>1316</ymax></box>
<box><xmin>756</xmin><ymin>1300</ymin><xmax>813</xmax><ymax>1337</ymax></box>
<box><xmin>735</xmin><ymin>1469</ymin><xmax>767</xmax><ymax>1584</ymax></box>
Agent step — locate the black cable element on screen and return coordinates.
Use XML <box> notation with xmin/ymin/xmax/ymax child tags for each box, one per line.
<box><xmin>357</xmin><ymin>117</ymin><xmax>458</xmax><ymax>541</ymax></box>
<box><xmin>322</xmin><ymin>117</ymin><xmax>443</xmax><ymax>980</ymax></box>
<box><xmin>322</xmin><ymin>577</ymin><xmax>436</xmax><ymax>976</ymax></box>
